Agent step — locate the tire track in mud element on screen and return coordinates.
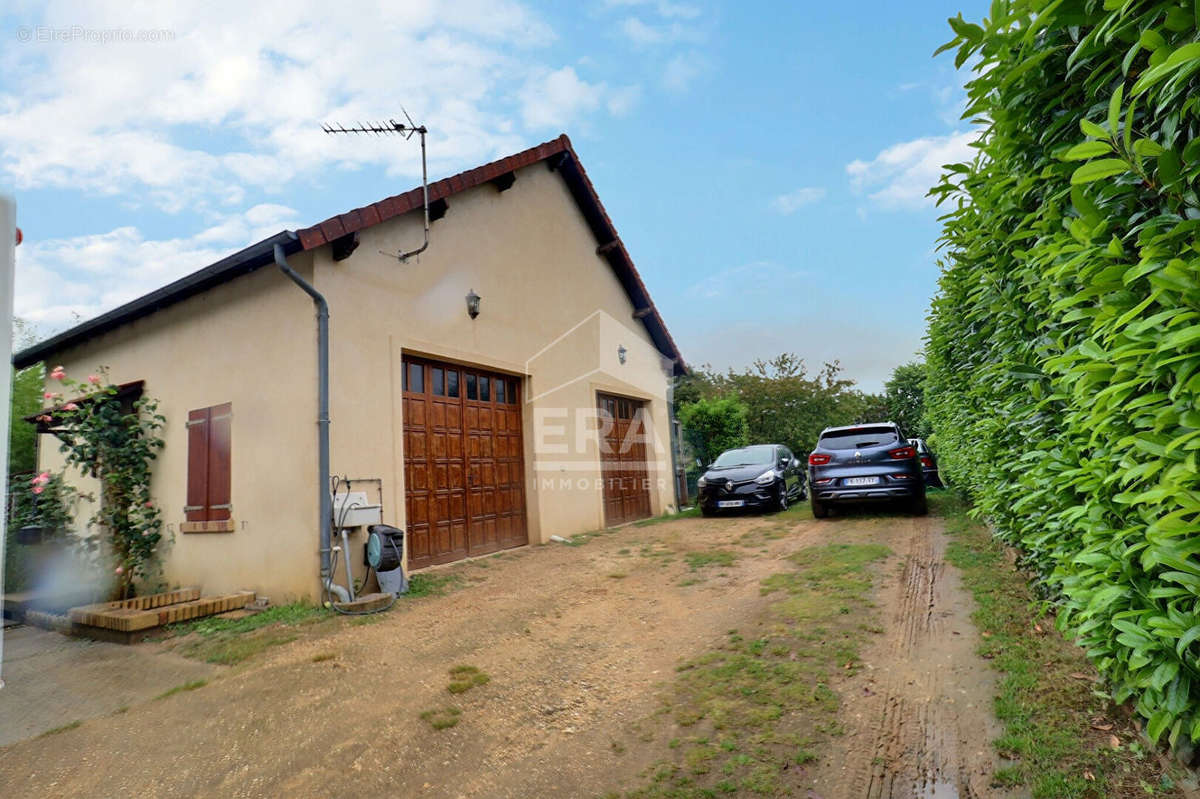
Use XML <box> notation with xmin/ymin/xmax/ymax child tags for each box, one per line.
<box><xmin>817</xmin><ymin>515</ymin><xmax>1014</xmax><ymax>799</ymax></box>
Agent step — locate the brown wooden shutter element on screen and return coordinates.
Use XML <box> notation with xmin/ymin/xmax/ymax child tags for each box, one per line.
<box><xmin>186</xmin><ymin>408</ymin><xmax>211</xmax><ymax>522</ymax></box>
<box><xmin>185</xmin><ymin>403</ymin><xmax>232</xmax><ymax>522</ymax></box>
<box><xmin>207</xmin><ymin>403</ymin><xmax>232</xmax><ymax>521</ymax></box>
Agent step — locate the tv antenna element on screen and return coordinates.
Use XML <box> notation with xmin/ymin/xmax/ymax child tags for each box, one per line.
<box><xmin>322</xmin><ymin>109</ymin><xmax>430</xmax><ymax>262</ymax></box>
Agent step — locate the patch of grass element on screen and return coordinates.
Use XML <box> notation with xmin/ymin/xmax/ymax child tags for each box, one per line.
<box><xmin>683</xmin><ymin>550</ymin><xmax>737</xmax><ymax>571</ymax></box>
<box><xmin>419</xmin><ymin>706</ymin><xmax>462</xmax><ymax>730</ymax></box>
<box><xmin>931</xmin><ymin>491</ymin><xmax>1183</xmax><ymax>798</ymax></box>
<box><xmin>311</xmin><ymin>651</ymin><xmax>337</xmax><ymax>663</ymax></box>
<box><xmin>633</xmin><ymin>507</ymin><xmax>702</xmax><ymax>527</ymax></box>
<box><xmin>608</xmin><ymin>572</ymin><xmax>628</xmax><ymax>579</ymax></box>
<box><xmin>405</xmin><ymin>572</ymin><xmax>466</xmax><ymax>598</ymax></box>
<box><xmin>170</xmin><ymin>603</ymin><xmax>325</xmax><ymax>638</ymax></box>
<box><xmin>155</xmin><ymin>679</ymin><xmax>208</xmax><ymax>700</ymax></box>
<box><xmin>447</xmin><ymin>664</ymin><xmax>490</xmax><ymax>694</ymax></box>
<box><xmin>167</xmin><ymin>604</ymin><xmax>331</xmax><ymax>665</ymax></box>
<box><xmin>37</xmin><ymin>720</ymin><xmax>82</xmax><ymax>737</ymax></box>
<box><xmin>183</xmin><ymin>630</ymin><xmax>300</xmax><ymax>665</ymax></box>
<box><xmin>609</xmin><ymin>543</ymin><xmax>889</xmax><ymax>798</ymax></box>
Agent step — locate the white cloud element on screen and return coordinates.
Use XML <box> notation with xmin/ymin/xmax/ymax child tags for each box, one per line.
<box><xmin>770</xmin><ymin>187</ymin><xmax>826</xmax><ymax>215</ymax></box>
<box><xmin>662</xmin><ymin>52</ymin><xmax>705</xmax><ymax>92</ymax></box>
<box><xmin>604</xmin><ymin>0</ymin><xmax>701</xmax><ymax>19</ymax></box>
<box><xmin>519</xmin><ymin>66</ymin><xmax>605</xmax><ymax>129</ymax></box>
<box><xmin>14</xmin><ymin>205</ymin><xmax>299</xmax><ymax>333</ymax></box>
<box><xmin>846</xmin><ymin>131</ymin><xmax>977</xmax><ymax>210</ymax></box>
<box><xmin>619</xmin><ymin>16</ymin><xmax>702</xmax><ymax>48</ymax></box>
<box><xmin>687</xmin><ymin>261</ymin><xmax>809</xmax><ymax>300</ymax></box>
<box><xmin>606</xmin><ymin>84</ymin><xmax>642</xmax><ymax>117</ymax></box>
<box><xmin>0</xmin><ymin>0</ymin><xmax>619</xmax><ymax>215</ymax></box>
<box><xmin>622</xmin><ymin>17</ymin><xmax>667</xmax><ymax>45</ymax></box>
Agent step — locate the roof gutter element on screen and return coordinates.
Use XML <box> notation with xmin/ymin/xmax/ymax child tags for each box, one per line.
<box><xmin>272</xmin><ymin>240</ymin><xmax>332</xmax><ymax>593</ymax></box>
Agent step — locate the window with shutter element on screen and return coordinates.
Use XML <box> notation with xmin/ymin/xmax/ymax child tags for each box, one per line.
<box><xmin>183</xmin><ymin>402</ymin><xmax>233</xmax><ymax>533</ymax></box>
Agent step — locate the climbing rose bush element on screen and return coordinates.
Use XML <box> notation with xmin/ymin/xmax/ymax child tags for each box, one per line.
<box><xmin>43</xmin><ymin>367</ymin><xmax>166</xmax><ymax>598</ymax></box>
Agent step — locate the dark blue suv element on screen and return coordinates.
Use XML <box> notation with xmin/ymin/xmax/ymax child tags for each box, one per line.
<box><xmin>807</xmin><ymin>423</ymin><xmax>926</xmax><ymax>518</ymax></box>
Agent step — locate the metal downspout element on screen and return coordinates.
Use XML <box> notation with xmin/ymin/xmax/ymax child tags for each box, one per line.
<box><xmin>273</xmin><ymin>242</ymin><xmax>332</xmax><ymax>594</ymax></box>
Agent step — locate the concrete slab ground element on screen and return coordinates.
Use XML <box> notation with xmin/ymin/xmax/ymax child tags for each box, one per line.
<box><xmin>0</xmin><ymin>625</ymin><xmax>215</xmax><ymax>746</ymax></box>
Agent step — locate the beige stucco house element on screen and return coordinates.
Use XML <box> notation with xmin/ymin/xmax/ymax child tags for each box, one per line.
<box><xmin>15</xmin><ymin>135</ymin><xmax>688</xmax><ymax>602</ymax></box>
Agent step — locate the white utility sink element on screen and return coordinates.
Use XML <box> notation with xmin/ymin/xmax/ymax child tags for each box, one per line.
<box><xmin>332</xmin><ymin>491</ymin><xmax>383</xmax><ymax>528</ymax></box>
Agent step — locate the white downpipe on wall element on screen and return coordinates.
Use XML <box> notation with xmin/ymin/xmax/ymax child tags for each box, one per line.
<box><xmin>0</xmin><ymin>194</ymin><xmax>17</xmax><ymax>690</ymax></box>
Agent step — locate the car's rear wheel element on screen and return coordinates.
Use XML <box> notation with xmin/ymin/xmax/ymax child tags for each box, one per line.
<box><xmin>811</xmin><ymin>496</ymin><xmax>829</xmax><ymax>519</ymax></box>
<box><xmin>701</xmin><ymin>506</ymin><xmax>716</xmax><ymax>517</ymax></box>
<box><xmin>910</xmin><ymin>493</ymin><xmax>928</xmax><ymax>516</ymax></box>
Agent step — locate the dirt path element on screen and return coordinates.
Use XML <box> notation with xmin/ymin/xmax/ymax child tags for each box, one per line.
<box><xmin>0</xmin><ymin>509</ymin><xmax>1012</xmax><ymax>798</ymax></box>
<box><xmin>812</xmin><ymin>514</ymin><xmax>1020</xmax><ymax>799</ymax></box>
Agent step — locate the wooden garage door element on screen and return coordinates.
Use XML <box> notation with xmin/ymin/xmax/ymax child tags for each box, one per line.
<box><xmin>598</xmin><ymin>393</ymin><xmax>653</xmax><ymax>527</ymax></box>
<box><xmin>403</xmin><ymin>356</ymin><xmax>527</xmax><ymax>569</ymax></box>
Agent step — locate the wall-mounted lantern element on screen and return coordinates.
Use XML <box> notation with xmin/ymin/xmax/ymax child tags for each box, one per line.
<box><xmin>618</xmin><ymin>344</ymin><xmax>627</xmax><ymax>364</ymax></box>
<box><xmin>465</xmin><ymin>288</ymin><xmax>481</xmax><ymax>319</ymax></box>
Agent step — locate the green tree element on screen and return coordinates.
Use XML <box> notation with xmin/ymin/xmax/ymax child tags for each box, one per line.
<box><xmin>677</xmin><ymin>396</ymin><xmax>749</xmax><ymax>465</ymax></box>
<box><xmin>883</xmin><ymin>362</ymin><xmax>929</xmax><ymax>439</ymax></box>
<box><xmin>684</xmin><ymin>354</ymin><xmax>879</xmax><ymax>456</ymax></box>
<box><xmin>8</xmin><ymin>319</ymin><xmax>41</xmax><ymax>476</ymax></box>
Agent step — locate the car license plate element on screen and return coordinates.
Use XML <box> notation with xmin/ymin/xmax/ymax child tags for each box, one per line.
<box><xmin>843</xmin><ymin>477</ymin><xmax>880</xmax><ymax>486</ymax></box>
<box><xmin>717</xmin><ymin>500</ymin><xmax>745</xmax><ymax>508</ymax></box>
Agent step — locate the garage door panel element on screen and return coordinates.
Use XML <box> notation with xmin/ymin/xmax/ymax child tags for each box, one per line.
<box><xmin>404</xmin><ymin>356</ymin><xmax>527</xmax><ymax>569</ymax></box>
<box><xmin>406</xmin><ymin>399</ymin><xmax>426</xmax><ymax>427</ymax></box>
<box><xmin>430</xmin><ymin>431</ymin><xmax>448</xmax><ymax>458</ymax></box>
<box><xmin>597</xmin><ymin>393</ymin><xmax>652</xmax><ymax>527</ymax></box>
<box><xmin>407</xmin><ymin>462</ymin><xmax>429</xmax><ymax>492</ymax></box>
<box><xmin>408</xmin><ymin>526</ymin><xmax>431</xmax><ymax>561</ymax></box>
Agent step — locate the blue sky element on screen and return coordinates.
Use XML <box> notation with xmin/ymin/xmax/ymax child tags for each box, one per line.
<box><xmin>0</xmin><ymin>0</ymin><xmax>977</xmax><ymax>391</ymax></box>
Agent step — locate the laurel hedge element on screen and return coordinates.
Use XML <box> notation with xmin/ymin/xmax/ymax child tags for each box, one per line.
<box><xmin>927</xmin><ymin>0</ymin><xmax>1200</xmax><ymax>747</ymax></box>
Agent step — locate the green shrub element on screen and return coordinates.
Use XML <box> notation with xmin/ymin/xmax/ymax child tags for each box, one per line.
<box><xmin>928</xmin><ymin>1</ymin><xmax>1200</xmax><ymax>747</ymax></box>
<box><xmin>678</xmin><ymin>396</ymin><xmax>750</xmax><ymax>465</ymax></box>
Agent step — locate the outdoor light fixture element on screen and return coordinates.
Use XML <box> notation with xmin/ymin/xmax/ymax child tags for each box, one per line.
<box><xmin>465</xmin><ymin>288</ymin><xmax>480</xmax><ymax>319</ymax></box>
<box><xmin>618</xmin><ymin>344</ymin><xmax>627</xmax><ymax>364</ymax></box>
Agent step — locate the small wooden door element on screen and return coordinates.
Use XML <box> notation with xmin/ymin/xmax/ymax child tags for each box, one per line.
<box><xmin>403</xmin><ymin>357</ymin><xmax>527</xmax><ymax>569</ymax></box>
<box><xmin>597</xmin><ymin>393</ymin><xmax>653</xmax><ymax>527</ymax></box>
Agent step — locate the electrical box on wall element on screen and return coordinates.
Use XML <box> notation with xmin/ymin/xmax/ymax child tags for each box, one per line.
<box><xmin>332</xmin><ymin>491</ymin><xmax>382</xmax><ymax>528</ymax></box>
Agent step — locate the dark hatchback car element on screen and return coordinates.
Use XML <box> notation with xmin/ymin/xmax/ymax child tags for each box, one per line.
<box><xmin>697</xmin><ymin>444</ymin><xmax>807</xmax><ymax>516</ymax></box>
<box><xmin>807</xmin><ymin>423</ymin><xmax>926</xmax><ymax>518</ymax></box>
<box><xmin>911</xmin><ymin>438</ymin><xmax>944</xmax><ymax>487</ymax></box>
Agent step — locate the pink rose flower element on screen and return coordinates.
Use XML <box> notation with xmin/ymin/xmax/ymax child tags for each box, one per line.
<box><xmin>144</xmin><ymin>500</ymin><xmax>153</xmax><ymax>508</ymax></box>
<box><xmin>87</xmin><ymin>375</ymin><xmax>101</xmax><ymax>385</ymax></box>
<box><xmin>43</xmin><ymin>392</ymin><xmax>53</xmax><ymax>399</ymax></box>
<box><xmin>32</xmin><ymin>486</ymin><xmax>44</xmax><ymax>494</ymax></box>
<box><xmin>32</xmin><ymin>472</ymin><xmax>50</xmax><ymax>486</ymax></box>
<box><xmin>62</xmin><ymin>402</ymin><xmax>78</xmax><ymax>411</ymax></box>
<box><xmin>115</xmin><ymin>566</ymin><xmax>124</xmax><ymax>575</ymax></box>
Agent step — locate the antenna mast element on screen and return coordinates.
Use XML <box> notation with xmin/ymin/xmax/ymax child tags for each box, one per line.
<box><xmin>322</xmin><ymin>110</ymin><xmax>430</xmax><ymax>262</ymax></box>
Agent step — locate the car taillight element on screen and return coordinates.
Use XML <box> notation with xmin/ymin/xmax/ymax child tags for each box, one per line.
<box><xmin>808</xmin><ymin>453</ymin><xmax>831</xmax><ymax>466</ymax></box>
<box><xmin>814</xmin><ymin>478</ymin><xmax>834</xmax><ymax>485</ymax></box>
<box><xmin>888</xmin><ymin>446</ymin><xmax>916</xmax><ymax>460</ymax></box>
<box><xmin>920</xmin><ymin>456</ymin><xmax>933</xmax><ymax>467</ymax></box>
<box><xmin>891</xmin><ymin>473</ymin><xmax>913</xmax><ymax>480</ymax></box>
